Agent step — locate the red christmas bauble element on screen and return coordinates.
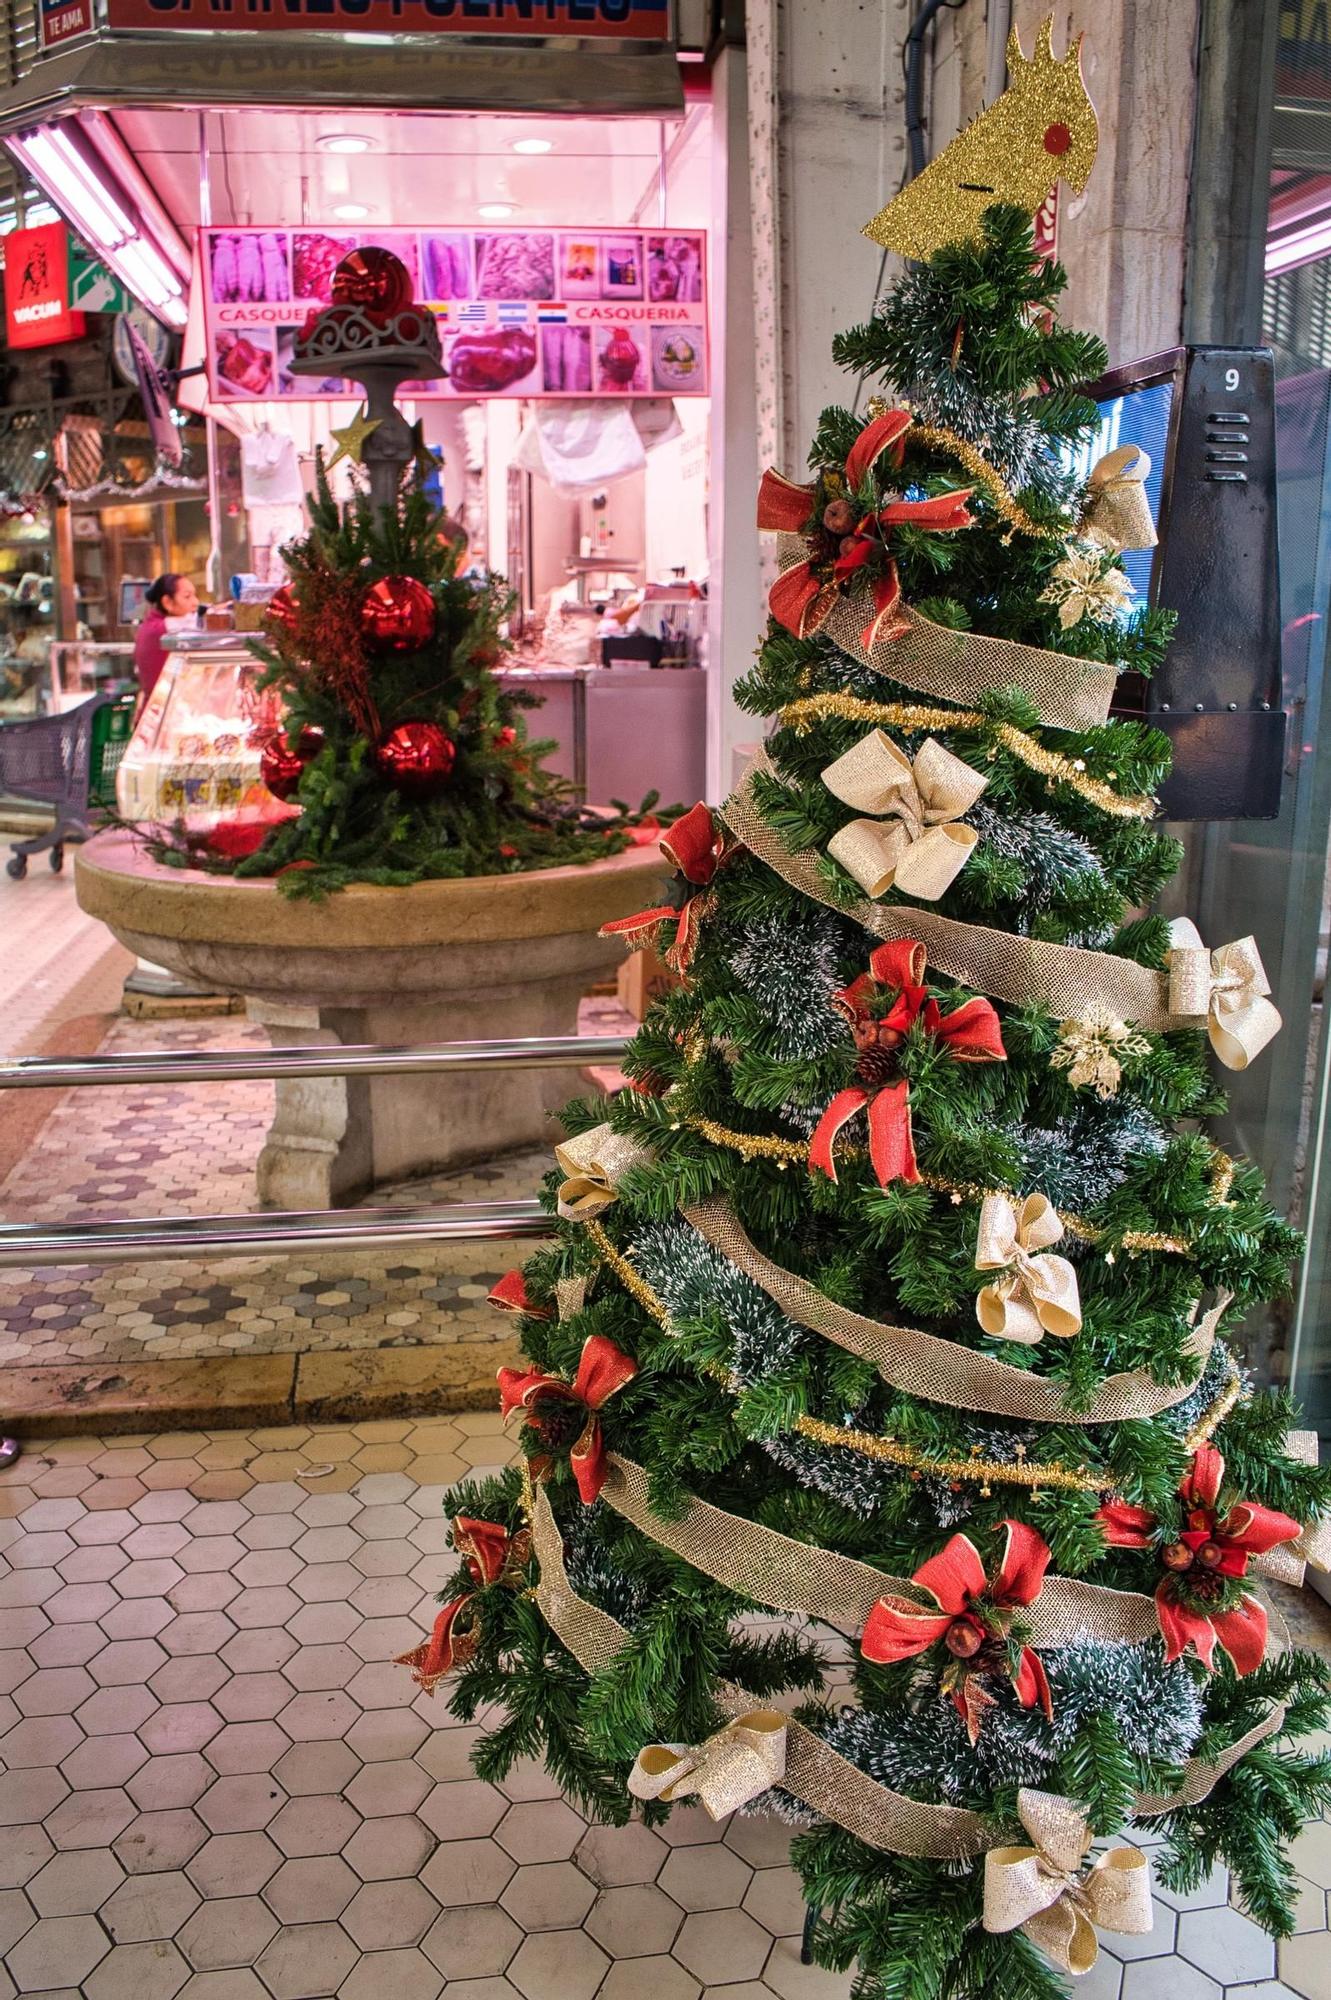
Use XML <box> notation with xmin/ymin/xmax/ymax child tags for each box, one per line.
<box><xmin>259</xmin><ymin>727</ymin><xmax>323</xmax><ymax>802</ymax></box>
<box><xmin>374</xmin><ymin>721</ymin><xmax>456</xmax><ymax>797</ymax></box>
<box><xmin>360</xmin><ymin>575</ymin><xmax>436</xmax><ymax>652</ymax></box>
<box><xmin>331</xmin><ymin>247</ymin><xmax>413</xmax><ymax>321</ymax></box>
<box><xmin>495</xmin><ymin>725</ymin><xmax>518</xmax><ymax>750</ymax></box>
<box><xmin>267</xmin><ymin>584</ymin><xmax>299</xmax><ymax>635</ymax></box>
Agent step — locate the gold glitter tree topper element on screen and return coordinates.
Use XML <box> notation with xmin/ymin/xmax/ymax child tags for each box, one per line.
<box><xmin>864</xmin><ymin>17</ymin><xmax>1099</xmax><ymax>260</ymax></box>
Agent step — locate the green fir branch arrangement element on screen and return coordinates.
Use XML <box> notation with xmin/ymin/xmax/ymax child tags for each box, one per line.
<box><xmin>406</xmin><ymin>197</ymin><xmax>1331</xmax><ymax>2000</ymax></box>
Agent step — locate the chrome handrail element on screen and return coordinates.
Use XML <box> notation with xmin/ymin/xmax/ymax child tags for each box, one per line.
<box><xmin>0</xmin><ymin>1198</ymin><xmax>552</xmax><ymax>1269</ymax></box>
<box><xmin>0</xmin><ymin>1034</ymin><xmax>632</xmax><ymax>1091</ymax></box>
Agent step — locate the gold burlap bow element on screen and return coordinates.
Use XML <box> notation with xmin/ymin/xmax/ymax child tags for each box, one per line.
<box><xmin>822</xmin><ymin>730</ymin><xmax>988</xmax><ymax>901</ymax></box>
<box><xmin>626</xmin><ymin>1709</ymin><xmax>787</xmax><ymax>1820</ymax></box>
<box><xmin>984</xmin><ymin>1789</ymin><xmax>1153</xmax><ymax>1975</ymax></box>
<box><xmin>1255</xmin><ymin>1430</ymin><xmax>1331</xmax><ymax>1587</ymax></box>
<box><xmin>555</xmin><ymin>1123</ymin><xmax>654</xmax><ymax>1220</ymax></box>
<box><xmin>1079</xmin><ymin>444</ymin><xmax>1159</xmax><ymax>554</ymax></box>
<box><xmin>976</xmin><ymin>1193</ymin><xmax>1082</xmax><ymax>1344</ymax></box>
<box><xmin>1167</xmin><ymin>918</ymin><xmax>1282</xmax><ymax>1071</ymax></box>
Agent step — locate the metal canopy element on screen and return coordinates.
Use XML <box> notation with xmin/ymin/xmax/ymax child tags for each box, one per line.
<box><xmin>0</xmin><ymin>26</ymin><xmax>684</xmax><ymax>130</ymax></box>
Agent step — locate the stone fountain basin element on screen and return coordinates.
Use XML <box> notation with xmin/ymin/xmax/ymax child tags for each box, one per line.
<box><xmin>75</xmin><ymin>830</ymin><xmax>665</xmax><ymax>1208</ymax></box>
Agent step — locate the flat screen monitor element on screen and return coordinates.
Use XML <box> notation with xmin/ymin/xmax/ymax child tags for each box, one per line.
<box><xmin>119</xmin><ymin>577</ymin><xmax>152</xmax><ymax>627</ymax></box>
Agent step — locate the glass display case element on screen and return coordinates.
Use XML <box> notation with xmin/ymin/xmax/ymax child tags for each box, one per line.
<box><xmin>116</xmin><ymin>635</ymin><xmax>285</xmax><ymax>831</ymax></box>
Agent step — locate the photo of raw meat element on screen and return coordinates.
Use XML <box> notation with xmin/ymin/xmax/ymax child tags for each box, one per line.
<box><xmin>541</xmin><ymin>325</ymin><xmax>593</xmax><ymax>394</ymax></box>
<box><xmin>366</xmin><ymin>235</ymin><xmax>421</xmax><ymax>298</ymax></box>
<box><xmin>595</xmin><ymin>325</ymin><xmax>646</xmax><ymax>393</ymax></box>
<box><xmin>423</xmin><ymin>234</ymin><xmax>473</xmax><ymax>301</ymax></box>
<box><xmin>293</xmin><ymin>232</ymin><xmax>356</xmax><ymax>303</ymax></box>
<box><xmin>446</xmin><ymin>325</ymin><xmax>539</xmax><ymax>394</ymax></box>
<box><xmin>651</xmin><ymin>323</ymin><xmax>706</xmax><ymax>392</ymax></box>
<box><xmin>559</xmin><ymin>236</ymin><xmax>600</xmax><ymax>298</ymax></box>
<box><xmin>646</xmin><ymin>234</ymin><xmax>704</xmax><ymax>303</ymax></box>
<box><xmin>475</xmin><ymin>232</ymin><xmax>556</xmax><ymax>301</ymax></box>
<box><xmin>601</xmin><ymin>237</ymin><xmax>643</xmax><ymax>298</ymax></box>
<box><xmin>215</xmin><ymin>329</ymin><xmax>275</xmax><ymax>398</ymax></box>
<box><xmin>210</xmin><ymin>231</ymin><xmax>291</xmax><ymax>305</ymax></box>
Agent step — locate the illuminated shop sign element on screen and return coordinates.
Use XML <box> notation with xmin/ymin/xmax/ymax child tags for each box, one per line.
<box><xmin>105</xmin><ymin>0</ymin><xmax>670</xmax><ymax>38</ymax></box>
<box><xmin>3</xmin><ymin>221</ymin><xmax>87</xmax><ymax>350</ymax></box>
<box><xmin>202</xmin><ymin>226</ymin><xmax>708</xmax><ymax>403</ymax></box>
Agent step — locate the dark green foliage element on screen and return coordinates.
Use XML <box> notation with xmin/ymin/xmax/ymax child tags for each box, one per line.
<box><xmin>142</xmin><ymin>457</ymin><xmax>648</xmax><ymax>897</ymax></box>
<box><xmin>426</xmin><ymin>200</ymin><xmax>1329</xmax><ymax>2000</ymax></box>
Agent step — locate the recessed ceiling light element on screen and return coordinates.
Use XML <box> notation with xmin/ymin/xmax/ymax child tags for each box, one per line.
<box><xmin>512</xmin><ymin>138</ymin><xmax>552</xmax><ymax>155</ymax></box>
<box><xmin>333</xmin><ymin>203</ymin><xmax>372</xmax><ymax>221</ymax></box>
<box><xmin>478</xmin><ymin>202</ymin><xmax>516</xmax><ymax>220</ymax></box>
<box><xmin>318</xmin><ymin>133</ymin><xmax>373</xmax><ymax>154</ymax></box>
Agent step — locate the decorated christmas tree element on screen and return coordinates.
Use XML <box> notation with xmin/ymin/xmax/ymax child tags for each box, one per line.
<box><xmin>404</xmin><ymin>27</ymin><xmax>1331</xmax><ymax>1996</ymax></box>
<box><xmin>155</xmin><ymin>246</ymin><xmax>642</xmax><ymax>898</ymax></box>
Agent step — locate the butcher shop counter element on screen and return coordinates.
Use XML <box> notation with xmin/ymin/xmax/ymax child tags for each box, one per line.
<box><xmin>495</xmin><ymin>664</ymin><xmax>706</xmax><ymax>810</ymax></box>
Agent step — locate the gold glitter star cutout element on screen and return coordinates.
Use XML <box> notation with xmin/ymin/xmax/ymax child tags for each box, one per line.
<box><xmin>327</xmin><ymin>405</ymin><xmax>382</xmax><ymax>470</ymax></box>
<box><xmin>864</xmin><ymin>17</ymin><xmax>1099</xmax><ymax>260</ymax></box>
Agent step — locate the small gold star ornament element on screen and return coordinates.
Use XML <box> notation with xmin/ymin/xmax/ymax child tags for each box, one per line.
<box><xmin>327</xmin><ymin>405</ymin><xmax>382</xmax><ymax>470</ymax></box>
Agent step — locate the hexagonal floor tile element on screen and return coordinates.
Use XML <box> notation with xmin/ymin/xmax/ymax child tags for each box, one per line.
<box><xmin>671</xmin><ymin>1907</ymin><xmax>770</xmax><ymax>1985</ymax></box>
<box><xmin>1175</xmin><ymin>1905</ymin><xmax>1275</xmax><ymax>1985</ymax></box>
<box><xmin>498</xmin><ymin>1862</ymin><xmax>597</xmax><ymax>1933</ymax></box>
<box><xmin>177</xmin><ymin>1894</ymin><xmax>280</xmax><ymax>1972</ymax></box>
<box><xmin>83</xmin><ymin>1939</ymin><xmax>191</xmax><ymax>2000</ymax></box>
<box><xmin>254</xmin><ymin>1921</ymin><xmax>360</xmax><ymax>2000</ymax></box>
<box><xmin>342</xmin><ymin>1815</ymin><xmax>435</xmax><ymax>1886</ymax></box>
<box><xmin>263</xmin><ymin>1855</ymin><xmax>359</xmax><ymax>1924</ymax></box>
<box><xmin>507</xmin><ymin>1928</ymin><xmax>609</xmax><ymax>2000</ymax></box>
<box><xmin>100</xmin><ymin>1868</ymin><xmax>201</xmax><ymax>1944</ymax></box>
<box><xmin>341</xmin><ymin>1878</ymin><xmax>439</xmax><ymax>1951</ymax></box>
<box><xmin>493</xmin><ymin>1801</ymin><xmax>585</xmax><ymax>1865</ymax></box>
<box><xmin>585</xmin><ymin>1882</ymin><xmax>684</xmax><ymax>1958</ymax></box>
<box><xmin>421</xmin><ymin>1905</ymin><xmax>523</xmax><ymax>1980</ymax></box>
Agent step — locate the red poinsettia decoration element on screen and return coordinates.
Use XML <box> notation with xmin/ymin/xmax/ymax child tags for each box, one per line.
<box><xmin>860</xmin><ymin>1520</ymin><xmax>1053</xmax><ymax>1743</ymax></box>
<box><xmin>394</xmin><ymin>1515</ymin><xmax>531</xmax><ymax>1693</ymax></box>
<box><xmin>810</xmin><ymin>939</ymin><xmax>1006</xmax><ymax>1186</ymax></box>
<box><xmin>757</xmin><ymin>407</ymin><xmax>974</xmax><ymax>647</ymax></box>
<box><xmin>600</xmin><ymin>802</ymin><xmax>725</xmax><ymax>974</ymax></box>
<box><xmin>497</xmin><ymin>1334</ymin><xmax>637</xmax><ymax>1504</ymax></box>
<box><xmin>1097</xmin><ymin>1443</ymin><xmax>1300</xmax><ymax>1675</ymax></box>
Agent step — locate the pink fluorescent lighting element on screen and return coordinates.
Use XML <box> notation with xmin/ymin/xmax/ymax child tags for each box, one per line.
<box><xmin>9</xmin><ymin>122</ymin><xmax>187</xmax><ymax>329</ymax></box>
<box><xmin>1266</xmin><ymin>216</ymin><xmax>1331</xmax><ymax>276</ymax></box>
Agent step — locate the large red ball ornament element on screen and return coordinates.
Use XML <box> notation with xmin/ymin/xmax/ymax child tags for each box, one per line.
<box><xmin>259</xmin><ymin>728</ymin><xmax>323</xmax><ymax>802</ymax></box>
<box><xmin>374</xmin><ymin>721</ymin><xmax>456</xmax><ymax>797</ymax></box>
<box><xmin>360</xmin><ymin>575</ymin><xmax>436</xmax><ymax>653</ymax></box>
<box><xmin>331</xmin><ymin>247</ymin><xmax>413</xmax><ymax>321</ymax></box>
<box><xmin>266</xmin><ymin>584</ymin><xmax>299</xmax><ymax>635</ymax></box>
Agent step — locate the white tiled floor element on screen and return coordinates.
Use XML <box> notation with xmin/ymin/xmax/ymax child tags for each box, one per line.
<box><xmin>0</xmin><ymin>1416</ymin><xmax>1327</xmax><ymax>2000</ymax></box>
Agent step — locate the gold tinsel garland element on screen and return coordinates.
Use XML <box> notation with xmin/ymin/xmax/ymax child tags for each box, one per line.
<box><xmin>684</xmin><ymin>1113</ymin><xmax>1193</xmax><ymax>1257</ymax></box>
<box><xmin>776</xmin><ymin>692</ymin><xmax>1155</xmax><ymax>821</ymax></box>
<box><xmin>910</xmin><ymin>420</ymin><xmax>1055</xmax><ymax>539</ymax></box>
<box><xmin>574</xmin><ymin>1216</ymin><xmax>1244</xmax><ymax>1496</ymax></box>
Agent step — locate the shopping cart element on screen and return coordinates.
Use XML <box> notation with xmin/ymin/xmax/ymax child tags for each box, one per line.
<box><xmin>0</xmin><ymin>690</ymin><xmax>137</xmax><ymax>879</ymax></box>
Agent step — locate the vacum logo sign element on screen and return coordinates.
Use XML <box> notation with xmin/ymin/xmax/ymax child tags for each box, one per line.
<box><xmin>104</xmin><ymin>0</ymin><xmax>670</xmax><ymax>38</ymax></box>
<box><xmin>3</xmin><ymin>222</ymin><xmax>87</xmax><ymax>351</ymax></box>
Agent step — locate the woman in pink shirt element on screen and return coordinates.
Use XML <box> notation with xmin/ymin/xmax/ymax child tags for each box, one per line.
<box><xmin>134</xmin><ymin>572</ymin><xmax>199</xmax><ymax>702</ymax></box>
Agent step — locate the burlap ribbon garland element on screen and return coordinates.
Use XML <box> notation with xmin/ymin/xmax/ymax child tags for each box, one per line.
<box><xmin>725</xmin><ymin>756</ymin><xmax>1280</xmax><ymax>1058</ymax></box>
<box><xmin>822</xmin><ymin>732</ymin><xmax>987</xmax><ymax>901</ymax></box>
<box><xmin>983</xmin><ymin>1788</ymin><xmax>1154</xmax><ymax>1975</ymax></box>
<box><xmin>775</xmin><ymin>534</ymin><xmax>1118</xmax><ymax>733</ymax></box>
<box><xmin>600</xmin><ymin>1452</ymin><xmax>1161</xmax><ymax>1648</ymax></box>
<box><xmin>1167</xmin><ymin>920</ymin><xmax>1283</xmax><ymax>1072</ymax></box>
<box><xmin>975</xmin><ymin>1193</ymin><xmax>1082</xmax><ymax>1345</ymax></box>
<box><xmin>1255</xmin><ymin>1430</ymin><xmax>1331</xmax><ymax>1588</ymax></box>
<box><xmin>556</xmin><ymin>1123</ymin><xmax>655</xmax><ymax>1221</ymax></box>
<box><xmin>628</xmin><ymin>1710</ymin><xmax>788</xmax><ymax>1818</ymax></box>
<box><xmin>684</xmin><ymin>1195</ymin><xmax>1227</xmax><ymax>1425</ymax></box>
<box><xmin>529</xmin><ymin>1482</ymin><xmax>1290</xmax><ymax>1857</ymax></box>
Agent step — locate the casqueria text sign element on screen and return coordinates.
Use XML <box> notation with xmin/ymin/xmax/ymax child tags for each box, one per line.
<box><xmin>104</xmin><ymin>0</ymin><xmax>670</xmax><ymax>37</ymax></box>
<box><xmin>203</xmin><ymin>225</ymin><xmax>707</xmax><ymax>404</ymax></box>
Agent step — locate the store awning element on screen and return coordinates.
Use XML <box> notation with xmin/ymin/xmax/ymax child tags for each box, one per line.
<box><xmin>0</xmin><ymin>24</ymin><xmax>684</xmax><ymax>124</ymax></box>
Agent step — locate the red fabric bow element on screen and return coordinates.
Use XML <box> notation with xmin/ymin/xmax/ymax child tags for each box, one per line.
<box><xmin>860</xmin><ymin>1521</ymin><xmax>1054</xmax><ymax>1744</ymax></box>
<box><xmin>1097</xmin><ymin>1444</ymin><xmax>1300</xmax><ymax>1675</ymax></box>
<box><xmin>488</xmin><ymin>1270</ymin><xmax>550</xmax><ymax>1318</ymax></box>
<box><xmin>497</xmin><ymin>1334</ymin><xmax>638</xmax><ymax>1504</ymax></box>
<box><xmin>809</xmin><ymin>939</ymin><xmax>1006</xmax><ymax>1186</ymax></box>
<box><xmin>757</xmin><ymin>408</ymin><xmax>973</xmax><ymax>646</ymax></box>
<box><xmin>394</xmin><ymin>1515</ymin><xmax>531</xmax><ymax>1693</ymax></box>
<box><xmin>600</xmin><ymin>802</ymin><xmax>724</xmax><ymax>974</ymax></box>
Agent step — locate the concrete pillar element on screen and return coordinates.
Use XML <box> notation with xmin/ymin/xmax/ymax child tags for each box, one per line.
<box><xmin>708</xmin><ymin>3</ymin><xmax>911</xmax><ymax>798</ymax></box>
